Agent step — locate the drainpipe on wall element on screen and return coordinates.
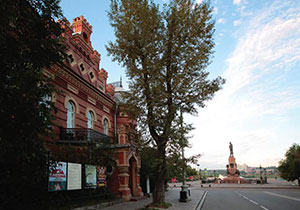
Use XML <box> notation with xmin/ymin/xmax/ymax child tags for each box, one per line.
<box><xmin>114</xmin><ymin>103</ymin><xmax>118</xmax><ymax>144</ymax></box>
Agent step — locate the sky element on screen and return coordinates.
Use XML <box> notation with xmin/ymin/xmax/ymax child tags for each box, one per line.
<box><xmin>59</xmin><ymin>0</ymin><xmax>300</xmax><ymax>169</ymax></box>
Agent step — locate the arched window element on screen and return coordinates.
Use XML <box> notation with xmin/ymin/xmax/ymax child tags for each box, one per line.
<box><xmin>67</xmin><ymin>101</ymin><xmax>75</xmax><ymax>128</ymax></box>
<box><xmin>103</xmin><ymin>118</ymin><xmax>109</xmax><ymax>135</ymax></box>
<box><xmin>87</xmin><ymin>111</ymin><xmax>94</xmax><ymax>129</ymax></box>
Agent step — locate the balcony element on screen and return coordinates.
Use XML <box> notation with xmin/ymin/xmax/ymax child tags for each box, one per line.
<box><xmin>59</xmin><ymin>127</ymin><xmax>110</xmax><ymax>145</ymax></box>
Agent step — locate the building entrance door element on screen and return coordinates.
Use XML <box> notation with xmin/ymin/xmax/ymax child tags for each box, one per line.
<box><xmin>129</xmin><ymin>157</ymin><xmax>137</xmax><ymax>196</ymax></box>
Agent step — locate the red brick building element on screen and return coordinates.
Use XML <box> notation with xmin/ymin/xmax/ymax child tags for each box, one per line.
<box><xmin>44</xmin><ymin>16</ymin><xmax>143</xmax><ymax>200</ymax></box>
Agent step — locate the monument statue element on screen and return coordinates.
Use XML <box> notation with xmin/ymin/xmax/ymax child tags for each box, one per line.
<box><xmin>222</xmin><ymin>142</ymin><xmax>247</xmax><ymax>184</ymax></box>
<box><xmin>229</xmin><ymin>142</ymin><xmax>233</xmax><ymax>156</ymax></box>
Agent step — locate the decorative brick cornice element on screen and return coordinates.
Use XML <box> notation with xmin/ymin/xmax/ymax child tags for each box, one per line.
<box><xmin>52</xmin><ymin>64</ymin><xmax>115</xmax><ymax>108</ymax></box>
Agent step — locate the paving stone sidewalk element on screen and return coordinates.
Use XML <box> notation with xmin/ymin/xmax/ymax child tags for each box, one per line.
<box><xmin>99</xmin><ymin>188</ymin><xmax>205</xmax><ymax>210</ymax></box>
<box><xmin>166</xmin><ymin>188</ymin><xmax>205</xmax><ymax>210</ymax></box>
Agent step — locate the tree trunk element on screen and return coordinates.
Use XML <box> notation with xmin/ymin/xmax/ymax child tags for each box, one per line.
<box><xmin>152</xmin><ymin>142</ymin><xmax>166</xmax><ymax>204</ymax></box>
<box><xmin>152</xmin><ymin>176</ymin><xmax>165</xmax><ymax>203</ymax></box>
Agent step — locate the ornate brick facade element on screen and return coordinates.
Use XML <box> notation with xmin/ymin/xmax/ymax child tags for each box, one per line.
<box><xmin>46</xmin><ymin>16</ymin><xmax>143</xmax><ymax>200</ymax></box>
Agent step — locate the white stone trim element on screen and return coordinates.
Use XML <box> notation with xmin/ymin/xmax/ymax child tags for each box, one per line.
<box><xmin>64</xmin><ymin>95</ymin><xmax>80</xmax><ymax>114</ymax></box>
<box><xmin>102</xmin><ymin>115</ymin><xmax>111</xmax><ymax>128</ymax></box>
<box><xmin>86</xmin><ymin>107</ymin><xmax>97</xmax><ymax>122</ymax></box>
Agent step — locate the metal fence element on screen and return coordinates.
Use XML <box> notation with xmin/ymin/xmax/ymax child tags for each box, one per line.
<box><xmin>60</xmin><ymin>128</ymin><xmax>110</xmax><ymax>144</ymax></box>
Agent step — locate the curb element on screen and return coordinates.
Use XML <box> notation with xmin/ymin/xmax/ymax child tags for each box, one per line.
<box><xmin>195</xmin><ymin>190</ymin><xmax>207</xmax><ymax>210</ymax></box>
<box><xmin>200</xmin><ymin>186</ymin><xmax>300</xmax><ymax>190</ymax></box>
<box><xmin>72</xmin><ymin>199</ymin><xmax>123</xmax><ymax>210</ymax></box>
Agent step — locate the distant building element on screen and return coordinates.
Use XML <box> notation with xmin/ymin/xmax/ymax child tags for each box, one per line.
<box><xmin>244</xmin><ymin>167</ymin><xmax>256</xmax><ymax>174</ymax></box>
<box><xmin>237</xmin><ymin>164</ymin><xmax>249</xmax><ymax>171</ymax></box>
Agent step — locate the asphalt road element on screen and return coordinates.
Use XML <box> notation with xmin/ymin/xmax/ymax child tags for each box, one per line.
<box><xmin>201</xmin><ymin>188</ymin><xmax>300</xmax><ymax>210</ymax></box>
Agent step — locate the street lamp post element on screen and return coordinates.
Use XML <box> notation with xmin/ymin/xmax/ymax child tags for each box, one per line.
<box><xmin>179</xmin><ymin>144</ymin><xmax>189</xmax><ymax>202</ymax></box>
<box><xmin>259</xmin><ymin>165</ymin><xmax>263</xmax><ymax>184</ymax></box>
<box><xmin>213</xmin><ymin>170</ymin><xmax>216</xmax><ymax>183</ymax></box>
<box><xmin>179</xmin><ymin>111</ymin><xmax>189</xmax><ymax>202</ymax></box>
<box><xmin>199</xmin><ymin>169</ymin><xmax>202</xmax><ymax>181</ymax></box>
<box><xmin>264</xmin><ymin>168</ymin><xmax>267</xmax><ymax>184</ymax></box>
<box><xmin>197</xmin><ymin>164</ymin><xmax>202</xmax><ymax>184</ymax></box>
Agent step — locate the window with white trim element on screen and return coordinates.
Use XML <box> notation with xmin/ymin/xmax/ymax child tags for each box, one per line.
<box><xmin>87</xmin><ymin>110</ymin><xmax>94</xmax><ymax>129</ymax></box>
<box><xmin>103</xmin><ymin>118</ymin><xmax>109</xmax><ymax>135</ymax></box>
<box><xmin>67</xmin><ymin>101</ymin><xmax>75</xmax><ymax>128</ymax></box>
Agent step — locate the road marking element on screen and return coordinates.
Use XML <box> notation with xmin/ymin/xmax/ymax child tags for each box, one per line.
<box><xmin>237</xmin><ymin>192</ymin><xmax>249</xmax><ymax>200</ymax></box>
<box><xmin>260</xmin><ymin>205</ymin><xmax>269</xmax><ymax>210</ymax></box>
<box><xmin>243</xmin><ymin>196</ymin><xmax>249</xmax><ymax>200</ymax></box>
<box><xmin>236</xmin><ymin>192</ymin><xmax>269</xmax><ymax>210</ymax></box>
<box><xmin>196</xmin><ymin>190</ymin><xmax>207</xmax><ymax>210</ymax></box>
<box><xmin>264</xmin><ymin>191</ymin><xmax>300</xmax><ymax>202</ymax></box>
<box><xmin>250</xmin><ymin>199</ymin><xmax>258</xmax><ymax>205</ymax></box>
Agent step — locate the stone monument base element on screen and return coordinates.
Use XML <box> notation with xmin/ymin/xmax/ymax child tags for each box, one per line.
<box><xmin>221</xmin><ymin>175</ymin><xmax>250</xmax><ymax>184</ymax></box>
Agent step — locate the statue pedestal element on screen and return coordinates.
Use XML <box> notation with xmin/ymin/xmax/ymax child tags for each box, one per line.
<box><xmin>222</xmin><ymin>155</ymin><xmax>249</xmax><ymax>184</ymax></box>
<box><xmin>228</xmin><ymin>156</ymin><xmax>237</xmax><ymax>176</ymax></box>
<box><xmin>222</xmin><ymin>176</ymin><xmax>248</xmax><ymax>184</ymax></box>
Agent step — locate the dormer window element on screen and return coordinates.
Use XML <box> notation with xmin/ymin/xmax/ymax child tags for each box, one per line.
<box><xmin>68</xmin><ymin>54</ymin><xmax>74</xmax><ymax>63</ymax></box>
<box><xmin>79</xmin><ymin>64</ymin><xmax>85</xmax><ymax>72</ymax></box>
<box><xmin>89</xmin><ymin>72</ymin><xmax>94</xmax><ymax>79</ymax></box>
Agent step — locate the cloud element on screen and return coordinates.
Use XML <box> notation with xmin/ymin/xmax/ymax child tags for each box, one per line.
<box><xmin>235</xmin><ymin>1</ymin><xmax>252</xmax><ymax>16</ymax></box>
<box><xmin>217</xmin><ymin>18</ymin><xmax>225</xmax><ymax>24</ymax></box>
<box><xmin>196</xmin><ymin>0</ymin><xmax>202</xmax><ymax>4</ymax></box>
<box><xmin>233</xmin><ymin>0</ymin><xmax>241</xmax><ymax>5</ymax></box>
<box><xmin>187</xmin><ymin>1</ymin><xmax>300</xmax><ymax>169</ymax></box>
<box><xmin>213</xmin><ymin>7</ymin><xmax>218</xmax><ymax>14</ymax></box>
<box><xmin>233</xmin><ymin>20</ymin><xmax>241</xmax><ymax>26</ymax></box>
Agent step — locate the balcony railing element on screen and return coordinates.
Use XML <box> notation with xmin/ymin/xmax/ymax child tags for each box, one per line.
<box><xmin>59</xmin><ymin>128</ymin><xmax>110</xmax><ymax>145</ymax></box>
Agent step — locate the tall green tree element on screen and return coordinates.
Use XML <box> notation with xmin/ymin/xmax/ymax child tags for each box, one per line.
<box><xmin>107</xmin><ymin>0</ymin><xmax>224</xmax><ymax>203</ymax></box>
<box><xmin>278</xmin><ymin>143</ymin><xmax>300</xmax><ymax>186</ymax></box>
<box><xmin>0</xmin><ymin>0</ymin><xmax>65</xmax><ymax>209</ymax></box>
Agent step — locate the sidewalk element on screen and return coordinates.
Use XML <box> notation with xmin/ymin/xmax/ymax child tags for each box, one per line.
<box><xmin>99</xmin><ymin>188</ymin><xmax>205</xmax><ymax>210</ymax></box>
<box><xmin>166</xmin><ymin>188</ymin><xmax>205</xmax><ymax>210</ymax></box>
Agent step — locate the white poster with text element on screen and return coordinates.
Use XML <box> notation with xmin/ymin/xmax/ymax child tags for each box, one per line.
<box><xmin>67</xmin><ymin>163</ymin><xmax>82</xmax><ymax>190</ymax></box>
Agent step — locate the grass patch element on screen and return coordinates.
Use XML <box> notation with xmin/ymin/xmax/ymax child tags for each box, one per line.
<box><xmin>137</xmin><ymin>202</ymin><xmax>172</xmax><ymax>209</ymax></box>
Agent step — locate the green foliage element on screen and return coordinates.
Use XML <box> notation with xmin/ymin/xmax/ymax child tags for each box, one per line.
<box><xmin>186</xmin><ymin>166</ymin><xmax>198</xmax><ymax>177</ymax></box>
<box><xmin>107</xmin><ymin>0</ymin><xmax>224</xmax><ymax>203</ymax></box>
<box><xmin>141</xmin><ymin>145</ymin><xmax>198</xmax><ymax>183</ymax></box>
<box><xmin>278</xmin><ymin>143</ymin><xmax>300</xmax><ymax>186</ymax></box>
<box><xmin>166</xmin><ymin>152</ymin><xmax>184</xmax><ymax>181</ymax></box>
<box><xmin>0</xmin><ymin>0</ymin><xmax>65</xmax><ymax>209</ymax></box>
<box><xmin>150</xmin><ymin>202</ymin><xmax>172</xmax><ymax>208</ymax></box>
<box><xmin>140</xmin><ymin>146</ymin><xmax>157</xmax><ymax>179</ymax></box>
<box><xmin>49</xmin><ymin>142</ymin><xmax>116</xmax><ymax>168</ymax></box>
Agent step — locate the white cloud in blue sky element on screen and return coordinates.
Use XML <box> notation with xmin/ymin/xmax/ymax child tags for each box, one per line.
<box><xmin>59</xmin><ymin>0</ymin><xmax>300</xmax><ymax>169</ymax></box>
<box><xmin>233</xmin><ymin>0</ymin><xmax>242</xmax><ymax>5</ymax></box>
<box><xmin>217</xmin><ymin>18</ymin><xmax>226</xmax><ymax>24</ymax></box>
<box><xmin>233</xmin><ymin>20</ymin><xmax>241</xmax><ymax>26</ymax></box>
<box><xmin>187</xmin><ymin>0</ymin><xmax>300</xmax><ymax>169</ymax></box>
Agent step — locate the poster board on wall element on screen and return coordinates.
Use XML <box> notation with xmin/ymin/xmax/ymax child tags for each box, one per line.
<box><xmin>85</xmin><ymin>165</ymin><xmax>97</xmax><ymax>189</ymax></box>
<box><xmin>67</xmin><ymin>163</ymin><xmax>82</xmax><ymax>190</ymax></box>
<box><xmin>48</xmin><ymin>162</ymin><xmax>67</xmax><ymax>191</ymax></box>
<box><xmin>97</xmin><ymin>166</ymin><xmax>106</xmax><ymax>187</ymax></box>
